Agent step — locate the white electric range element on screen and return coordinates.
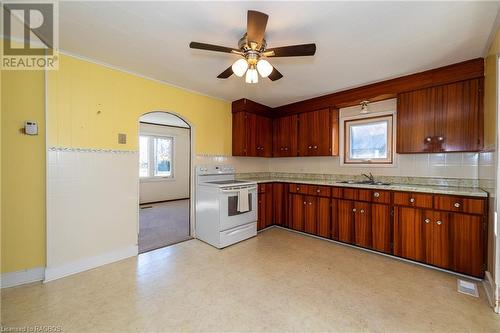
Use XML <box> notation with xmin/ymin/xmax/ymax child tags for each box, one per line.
<box><xmin>195</xmin><ymin>165</ymin><xmax>257</xmax><ymax>248</ymax></box>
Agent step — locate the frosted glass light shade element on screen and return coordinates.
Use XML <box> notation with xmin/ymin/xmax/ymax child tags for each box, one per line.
<box><xmin>231</xmin><ymin>59</ymin><xmax>248</xmax><ymax>77</ymax></box>
<box><xmin>245</xmin><ymin>68</ymin><xmax>258</xmax><ymax>83</ymax></box>
<box><xmin>256</xmin><ymin>59</ymin><xmax>273</xmax><ymax>78</ymax></box>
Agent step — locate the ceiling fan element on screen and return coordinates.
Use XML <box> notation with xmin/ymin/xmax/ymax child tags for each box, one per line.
<box><xmin>189</xmin><ymin>10</ymin><xmax>316</xmax><ymax>83</ymax></box>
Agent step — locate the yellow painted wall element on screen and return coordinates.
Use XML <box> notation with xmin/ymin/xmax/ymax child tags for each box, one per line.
<box><xmin>484</xmin><ymin>27</ymin><xmax>500</xmax><ymax>148</ymax></box>
<box><xmin>1</xmin><ymin>70</ymin><xmax>46</xmax><ymax>273</ymax></box>
<box><xmin>47</xmin><ymin>55</ymin><xmax>232</xmax><ymax>153</ymax></box>
<box><xmin>1</xmin><ymin>54</ymin><xmax>232</xmax><ymax>274</ymax></box>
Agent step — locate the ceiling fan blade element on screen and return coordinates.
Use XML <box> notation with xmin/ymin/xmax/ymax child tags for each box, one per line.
<box><xmin>268</xmin><ymin>67</ymin><xmax>283</xmax><ymax>81</ymax></box>
<box><xmin>265</xmin><ymin>43</ymin><xmax>316</xmax><ymax>57</ymax></box>
<box><xmin>190</xmin><ymin>42</ymin><xmax>239</xmax><ymax>54</ymax></box>
<box><xmin>217</xmin><ymin>66</ymin><xmax>233</xmax><ymax>79</ymax></box>
<box><xmin>247</xmin><ymin>10</ymin><xmax>268</xmax><ymax>48</ymax></box>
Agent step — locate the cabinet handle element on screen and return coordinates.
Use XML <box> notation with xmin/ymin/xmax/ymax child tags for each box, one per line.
<box><xmin>360</xmin><ymin>209</ymin><xmax>365</xmax><ymax>214</ymax></box>
<box><xmin>409</xmin><ymin>198</ymin><xmax>415</xmax><ymax>203</ymax></box>
<box><xmin>308</xmin><ymin>145</ymin><xmax>312</xmax><ymax>149</ymax></box>
<box><xmin>316</xmin><ymin>189</ymin><xmax>321</xmax><ymax>193</ymax></box>
<box><xmin>424</xmin><ymin>218</ymin><xmax>430</xmax><ymax>224</ymax></box>
<box><xmin>308</xmin><ymin>202</ymin><xmax>312</xmax><ymax>205</ymax></box>
<box><xmin>437</xmin><ymin>136</ymin><xmax>444</xmax><ymax>142</ymax></box>
<box><xmin>313</xmin><ymin>145</ymin><xmax>318</xmax><ymax>149</ymax></box>
<box><xmin>436</xmin><ymin>220</ymin><xmax>442</xmax><ymax>226</ymax></box>
<box><xmin>352</xmin><ymin>208</ymin><xmax>357</xmax><ymax>212</ymax></box>
<box><xmin>296</xmin><ymin>187</ymin><xmax>300</xmax><ymax>191</ymax></box>
<box><xmin>303</xmin><ymin>201</ymin><xmax>307</xmax><ymax>205</ymax></box>
<box><xmin>454</xmin><ymin>202</ymin><xmax>461</xmax><ymax>208</ymax></box>
<box><xmin>280</xmin><ymin>147</ymin><xmax>284</xmax><ymax>151</ymax></box>
<box><xmin>284</xmin><ymin>147</ymin><xmax>288</xmax><ymax>151</ymax></box>
<box><xmin>425</xmin><ymin>137</ymin><xmax>432</xmax><ymax>143</ymax></box>
<box><xmin>373</xmin><ymin>192</ymin><xmax>380</xmax><ymax>198</ymax></box>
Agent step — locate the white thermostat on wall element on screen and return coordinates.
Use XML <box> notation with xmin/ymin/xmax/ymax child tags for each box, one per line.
<box><xmin>24</xmin><ymin>121</ymin><xmax>38</xmax><ymax>135</ymax></box>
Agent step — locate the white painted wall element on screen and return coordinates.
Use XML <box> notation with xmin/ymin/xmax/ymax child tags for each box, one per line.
<box><xmin>139</xmin><ymin>123</ymin><xmax>190</xmax><ymax>203</ymax></box>
<box><xmin>46</xmin><ymin>149</ymin><xmax>139</xmax><ymax>281</ymax></box>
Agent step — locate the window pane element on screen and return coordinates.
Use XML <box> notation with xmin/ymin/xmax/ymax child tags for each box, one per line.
<box><xmin>139</xmin><ymin>136</ymin><xmax>149</xmax><ymax>177</ymax></box>
<box><xmin>350</xmin><ymin>120</ymin><xmax>388</xmax><ymax>159</ymax></box>
<box><xmin>154</xmin><ymin>137</ymin><xmax>172</xmax><ymax>177</ymax></box>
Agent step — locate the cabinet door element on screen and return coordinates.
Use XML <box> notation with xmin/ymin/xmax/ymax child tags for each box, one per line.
<box><xmin>396</xmin><ymin>88</ymin><xmax>436</xmax><ymax>153</ymax></box>
<box><xmin>331</xmin><ymin>199</ymin><xmax>339</xmax><ymax>240</ymax></box>
<box><xmin>338</xmin><ymin>200</ymin><xmax>354</xmax><ymax>243</ymax></box>
<box><xmin>311</xmin><ymin>108</ymin><xmax>333</xmax><ymax>156</ymax></box>
<box><xmin>298</xmin><ymin>112</ymin><xmax>313</xmax><ymax>156</ymax></box>
<box><xmin>257</xmin><ymin>192</ymin><xmax>266</xmax><ymax>230</ymax></box>
<box><xmin>425</xmin><ymin>211</ymin><xmax>451</xmax><ymax>269</ymax></box>
<box><xmin>434</xmin><ymin>79</ymin><xmax>482</xmax><ymax>152</ymax></box>
<box><xmin>245</xmin><ymin>113</ymin><xmax>259</xmax><ymax>156</ymax></box>
<box><xmin>394</xmin><ymin>207</ymin><xmax>426</xmax><ymax>262</ymax></box>
<box><xmin>232</xmin><ymin>112</ymin><xmax>247</xmax><ymax>156</ymax></box>
<box><xmin>257</xmin><ymin>115</ymin><xmax>273</xmax><ymax>157</ymax></box>
<box><xmin>272</xmin><ymin>183</ymin><xmax>285</xmax><ymax>227</ymax></box>
<box><xmin>273</xmin><ymin>115</ymin><xmax>298</xmax><ymax>157</ymax></box>
<box><xmin>317</xmin><ymin>197</ymin><xmax>331</xmax><ymax>238</ymax></box>
<box><xmin>450</xmin><ymin>213</ymin><xmax>484</xmax><ymax>277</ymax></box>
<box><xmin>371</xmin><ymin>204</ymin><xmax>392</xmax><ymax>254</ymax></box>
<box><xmin>354</xmin><ymin>201</ymin><xmax>371</xmax><ymax>248</ymax></box>
<box><xmin>290</xmin><ymin>194</ymin><xmax>305</xmax><ymax>231</ymax></box>
<box><xmin>264</xmin><ymin>186</ymin><xmax>274</xmax><ymax>227</ymax></box>
<box><xmin>304</xmin><ymin>196</ymin><xmax>317</xmax><ymax>234</ymax></box>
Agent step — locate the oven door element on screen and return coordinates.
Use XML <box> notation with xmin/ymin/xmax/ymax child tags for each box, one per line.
<box><xmin>219</xmin><ymin>186</ymin><xmax>257</xmax><ymax>231</ymax></box>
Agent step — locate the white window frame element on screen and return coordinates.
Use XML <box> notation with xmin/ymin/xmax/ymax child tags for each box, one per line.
<box><xmin>340</xmin><ymin>108</ymin><xmax>396</xmax><ymax>167</ymax></box>
<box><xmin>139</xmin><ymin>134</ymin><xmax>175</xmax><ymax>181</ymax></box>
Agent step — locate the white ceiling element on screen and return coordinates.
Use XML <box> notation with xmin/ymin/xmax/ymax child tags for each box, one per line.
<box><xmin>59</xmin><ymin>1</ymin><xmax>500</xmax><ymax>107</ymax></box>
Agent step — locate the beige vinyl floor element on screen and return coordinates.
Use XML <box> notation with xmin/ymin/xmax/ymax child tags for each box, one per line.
<box><xmin>2</xmin><ymin>227</ymin><xmax>499</xmax><ymax>332</ymax></box>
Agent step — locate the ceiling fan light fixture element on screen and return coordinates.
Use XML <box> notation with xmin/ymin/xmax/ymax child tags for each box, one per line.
<box><xmin>232</xmin><ymin>58</ymin><xmax>249</xmax><ymax>77</ymax></box>
<box><xmin>256</xmin><ymin>59</ymin><xmax>273</xmax><ymax>78</ymax></box>
<box><xmin>245</xmin><ymin>66</ymin><xmax>258</xmax><ymax>84</ymax></box>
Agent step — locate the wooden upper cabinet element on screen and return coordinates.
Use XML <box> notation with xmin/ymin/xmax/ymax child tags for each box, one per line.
<box><xmin>273</xmin><ymin>115</ymin><xmax>298</xmax><ymax>157</ymax></box>
<box><xmin>232</xmin><ymin>112</ymin><xmax>272</xmax><ymax>157</ymax></box>
<box><xmin>397</xmin><ymin>78</ymin><xmax>483</xmax><ymax>153</ymax></box>
<box><xmin>298</xmin><ymin>108</ymin><xmax>339</xmax><ymax>156</ymax></box>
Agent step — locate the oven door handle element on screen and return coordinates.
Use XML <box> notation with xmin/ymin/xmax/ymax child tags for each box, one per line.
<box><xmin>221</xmin><ymin>186</ymin><xmax>257</xmax><ymax>193</ymax></box>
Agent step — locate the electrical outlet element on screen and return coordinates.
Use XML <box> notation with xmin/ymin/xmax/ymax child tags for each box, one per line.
<box><xmin>118</xmin><ymin>133</ymin><xmax>127</xmax><ymax>144</ymax></box>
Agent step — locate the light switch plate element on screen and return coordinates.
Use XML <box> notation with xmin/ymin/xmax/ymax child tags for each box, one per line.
<box><xmin>118</xmin><ymin>133</ymin><xmax>127</xmax><ymax>144</ymax></box>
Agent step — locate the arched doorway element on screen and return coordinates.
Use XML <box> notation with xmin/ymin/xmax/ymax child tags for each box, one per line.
<box><xmin>137</xmin><ymin>111</ymin><xmax>193</xmax><ymax>253</ymax></box>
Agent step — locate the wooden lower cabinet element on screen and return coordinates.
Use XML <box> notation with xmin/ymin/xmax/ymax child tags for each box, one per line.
<box><xmin>290</xmin><ymin>193</ymin><xmax>305</xmax><ymax>231</ymax></box>
<box><xmin>424</xmin><ymin>211</ymin><xmax>451</xmax><ymax>269</ymax></box>
<box><xmin>304</xmin><ymin>196</ymin><xmax>317</xmax><ymax>234</ymax></box>
<box><xmin>354</xmin><ymin>201</ymin><xmax>371</xmax><ymax>248</ymax></box>
<box><xmin>317</xmin><ymin>197</ymin><xmax>331</xmax><ymax>238</ymax></box>
<box><xmin>394</xmin><ymin>207</ymin><xmax>426</xmax><ymax>262</ymax></box>
<box><xmin>450</xmin><ymin>213</ymin><xmax>484</xmax><ymax>277</ymax></box>
<box><xmin>371</xmin><ymin>204</ymin><xmax>392</xmax><ymax>253</ymax></box>
<box><xmin>272</xmin><ymin>183</ymin><xmax>287</xmax><ymax>227</ymax></box>
<box><xmin>338</xmin><ymin>200</ymin><xmax>355</xmax><ymax>243</ymax></box>
<box><xmin>257</xmin><ymin>184</ymin><xmax>273</xmax><ymax>230</ymax></box>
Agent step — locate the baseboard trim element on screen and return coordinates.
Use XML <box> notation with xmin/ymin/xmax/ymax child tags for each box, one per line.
<box><xmin>44</xmin><ymin>245</ymin><xmax>138</xmax><ymax>283</ymax></box>
<box><xmin>1</xmin><ymin>267</ymin><xmax>45</xmax><ymax>288</ymax></box>
<box><xmin>483</xmin><ymin>271</ymin><xmax>499</xmax><ymax>312</ymax></box>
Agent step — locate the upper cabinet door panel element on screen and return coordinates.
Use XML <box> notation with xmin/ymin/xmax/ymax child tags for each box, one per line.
<box><xmin>298</xmin><ymin>108</ymin><xmax>338</xmax><ymax>157</ymax></box>
<box><xmin>273</xmin><ymin>115</ymin><xmax>298</xmax><ymax>157</ymax></box>
<box><xmin>232</xmin><ymin>112</ymin><xmax>247</xmax><ymax>156</ymax></box>
<box><xmin>396</xmin><ymin>88</ymin><xmax>435</xmax><ymax>153</ymax></box>
<box><xmin>257</xmin><ymin>115</ymin><xmax>273</xmax><ymax>157</ymax></box>
<box><xmin>434</xmin><ymin>79</ymin><xmax>482</xmax><ymax>152</ymax></box>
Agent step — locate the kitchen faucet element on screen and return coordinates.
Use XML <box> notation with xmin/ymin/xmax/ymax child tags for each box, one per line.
<box><xmin>362</xmin><ymin>172</ymin><xmax>374</xmax><ymax>182</ymax></box>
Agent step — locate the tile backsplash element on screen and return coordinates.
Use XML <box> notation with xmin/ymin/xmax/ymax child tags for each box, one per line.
<box><xmin>196</xmin><ymin>152</ymin><xmax>479</xmax><ymax>181</ymax></box>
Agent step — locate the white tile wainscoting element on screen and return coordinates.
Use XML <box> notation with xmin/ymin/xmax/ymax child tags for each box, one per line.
<box><xmin>46</xmin><ymin>148</ymin><xmax>139</xmax><ymax>282</ymax></box>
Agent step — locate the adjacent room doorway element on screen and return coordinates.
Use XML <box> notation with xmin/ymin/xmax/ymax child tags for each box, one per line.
<box><xmin>138</xmin><ymin>112</ymin><xmax>192</xmax><ymax>253</ymax></box>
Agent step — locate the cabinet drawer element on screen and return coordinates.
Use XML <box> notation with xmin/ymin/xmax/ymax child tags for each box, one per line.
<box><xmin>370</xmin><ymin>190</ymin><xmax>391</xmax><ymax>204</ymax></box>
<box><xmin>434</xmin><ymin>195</ymin><xmax>485</xmax><ymax>215</ymax></box>
<box><xmin>289</xmin><ymin>183</ymin><xmax>309</xmax><ymax>194</ymax></box>
<box><xmin>393</xmin><ymin>192</ymin><xmax>433</xmax><ymax>208</ymax></box>
<box><xmin>307</xmin><ymin>185</ymin><xmax>331</xmax><ymax>197</ymax></box>
<box><xmin>331</xmin><ymin>187</ymin><xmax>343</xmax><ymax>199</ymax></box>
<box><xmin>258</xmin><ymin>183</ymin><xmax>271</xmax><ymax>193</ymax></box>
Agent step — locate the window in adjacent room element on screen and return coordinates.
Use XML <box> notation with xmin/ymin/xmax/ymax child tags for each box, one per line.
<box><xmin>139</xmin><ymin>135</ymin><xmax>174</xmax><ymax>178</ymax></box>
<box><xmin>344</xmin><ymin>115</ymin><xmax>393</xmax><ymax>164</ymax></box>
